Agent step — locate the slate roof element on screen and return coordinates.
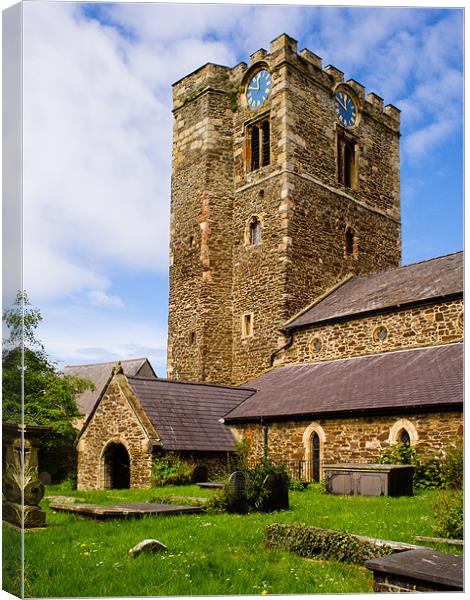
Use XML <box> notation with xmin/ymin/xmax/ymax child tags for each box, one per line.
<box><xmin>65</xmin><ymin>358</ymin><xmax>157</xmax><ymax>416</ymax></box>
<box><xmin>128</xmin><ymin>377</ymin><xmax>255</xmax><ymax>452</ymax></box>
<box><xmin>223</xmin><ymin>344</ymin><xmax>463</xmax><ymax>422</ymax></box>
<box><xmin>285</xmin><ymin>252</ymin><xmax>463</xmax><ymax>330</ymax></box>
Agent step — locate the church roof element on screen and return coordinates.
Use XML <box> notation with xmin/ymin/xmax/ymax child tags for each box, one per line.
<box><xmin>128</xmin><ymin>377</ymin><xmax>255</xmax><ymax>452</ymax></box>
<box><xmin>285</xmin><ymin>251</ymin><xmax>463</xmax><ymax>330</ymax></box>
<box><xmin>64</xmin><ymin>358</ymin><xmax>157</xmax><ymax>416</ymax></box>
<box><xmin>223</xmin><ymin>343</ymin><xmax>463</xmax><ymax>423</ymax></box>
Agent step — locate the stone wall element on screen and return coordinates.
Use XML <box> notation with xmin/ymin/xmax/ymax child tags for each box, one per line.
<box><xmin>279</xmin><ymin>300</ymin><xmax>463</xmax><ymax>366</ymax></box>
<box><xmin>232</xmin><ymin>410</ymin><xmax>463</xmax><ymax>480</ymax></box>
<box><xmin>168</xmin><ymin>33</ymin><xmax>402</xmax><ymax>386</ymax></box>
<box><xmin>77</xmin><ymin>379</ymin><xmax>153</xmax><ymax>490</ymax></box>
<box><xmin>76</xmin><ymin>377</ymin><xmax>233</xmax><ymax>490</ymax></box>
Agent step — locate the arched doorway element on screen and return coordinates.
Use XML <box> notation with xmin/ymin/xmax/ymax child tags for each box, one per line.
<box><xmin>311</xmin><ymin>432</ymin><xmax>321</xmax><ymax>482</ymax></box>
<box><xmin>102</xmin><ymin>442</ymin><xmax>130</xmax><ymax>489</ymax></box>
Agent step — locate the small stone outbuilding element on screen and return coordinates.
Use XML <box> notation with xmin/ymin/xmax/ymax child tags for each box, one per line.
<box><xmin>76</xmin><ymin>365</ymin><xmax>253</xmax><ymax>490</ymax></box>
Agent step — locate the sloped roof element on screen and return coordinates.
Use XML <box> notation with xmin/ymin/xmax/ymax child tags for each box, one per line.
<box><xmin>286</xmin><ymin>252</ymin><xmax>463</xmax><ymax>330</ymax></box>
<box><xmin>224</xmin><ymin>344</ymin><xmax>463</xmax><ymax>422</ymax></box>
<box><xmin>65</xmin><ymin>358</ymin><xmax>157</xmax><ymax>416</ymax></box>
<box><xmin>128</xmin><ymin>377</ymin><xmax>255</xmax><ymax>452</ymax></box>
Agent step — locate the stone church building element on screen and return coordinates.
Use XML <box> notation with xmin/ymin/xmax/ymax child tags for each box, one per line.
<box><xmin>166</xmin><ymin>34</ymin><xmax>463</xmax><ymax>474</ymax></box>
<box><xmin>76</xmin><ymin>34</ymin><xmax>463</xmax><ymax>489</ymax></box>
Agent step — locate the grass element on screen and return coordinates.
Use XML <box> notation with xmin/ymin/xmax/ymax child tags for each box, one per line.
<box><xmin>2</xmin><ymin>483</ymin><xmax>460</xmax><ymax>597</ymax></box>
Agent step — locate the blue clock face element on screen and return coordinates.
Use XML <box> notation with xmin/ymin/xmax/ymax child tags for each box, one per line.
<box><xmin>335</xmin><ymin>91</ymin><xmax>358</xmax><ymax>127</ymax></box>
<box><xmin>246</xmin><ymin>70</ymin><xmax>272</xmax><ymax>109</ymax></box>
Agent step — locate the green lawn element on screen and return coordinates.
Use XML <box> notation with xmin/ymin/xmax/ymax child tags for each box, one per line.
<box><xmin>3</xmin><ymin>484</ymin><xmax>458</xmax><ymax>597</ymax></box>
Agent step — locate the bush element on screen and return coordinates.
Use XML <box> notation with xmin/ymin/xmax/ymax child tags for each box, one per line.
<box><xmin>205</xmin><ymin>486</ymin><xmax>230</xmax><ymax>514</ymax></box>
<box><xmin>441</xmin><ymin>440</ymin><xmax>463</xmax><ymax>490</ymax></box>
<box><xmin>288</xmin><ymin>478</ymin><xmax>309</xmax><ymax>492</ymax></box>
<box><xmin>265</xmin><ymin>523</ymin><xmax>394</xmax><ymax>564</ymax></box>
<box><xmin>246</xmin><ymin>458</ymin><xmax>287</xmax><ymax>511</ymax></box>
<box><xmin>228</xmin><ymin>439</ymin><xmax>249</xmax><ymax>473</ymax></box>
<box><xmin>151</xmin><ymin>454</ymin><xmax>193</xmax><ymax>486</ymax></box>
<box><xmin>433</xmin><ymin>490</ymin><xmax>463</xmax><ymax>539</ymax></box>
<box><xmin>378</xmin><ymin>443</ymin><xmax>444</xmax><ymax>489</ymax></box>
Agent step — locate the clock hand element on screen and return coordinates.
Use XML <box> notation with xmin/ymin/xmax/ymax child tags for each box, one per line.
<box><xmin>248</xmin><ymin>84</ymin><xmax>260</xmax><ymax>91</ymax></box>
<box><xmin>337</xmin><ymin>96</ymin><xmax>347</xmax><ymax>110</ymax></box>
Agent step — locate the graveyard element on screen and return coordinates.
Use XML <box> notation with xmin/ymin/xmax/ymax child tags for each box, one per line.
<box><xmin>3</xmin><ymin>482</ymin><xmax>462</xmax><ymax>597</ymax></box>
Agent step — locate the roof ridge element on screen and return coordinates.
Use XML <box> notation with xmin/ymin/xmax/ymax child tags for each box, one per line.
<box><xmin>127</xmin><ymin>375</ymin><xmax>257</xmax><ymax>393</ymax></box>
<box><xmin>64</xmin><ymin>357</ymin><xmax>148</xmax><ymax>369</ymax></box>
<box><xmin>352</xmin><ymin>250</ymin><xmax>463</xmax><ymax>284</ymax></box>
<box><xmin>260</xmin><ymin>342</ymin><xmax>462</xmax><ymax>374</ymax></box>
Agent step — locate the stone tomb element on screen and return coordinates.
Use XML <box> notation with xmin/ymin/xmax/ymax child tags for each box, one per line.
<box><xmin>324</xmin><ymin>464</ymin><xmax>414</xmax><ymax>496</ymax></box>
<box><xmin>2</xmin><ymin>423</ymin><xmax>51</xmax><ymax>528</ymax></box>
<box><xmin>49</xmin><ymin>502</ymin><xmax>203</xmax><ymax>520</ymax></box>
<box><xmin>365</xmin><ymin>548</ymin><xmax>463</xmax><ymax>592</ymax></box>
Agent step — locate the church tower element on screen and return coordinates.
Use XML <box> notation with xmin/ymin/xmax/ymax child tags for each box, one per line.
<box><xmin>167</xmin><ymin>34</ymin><xmax>401</xmax><ymax>385</ymax></box>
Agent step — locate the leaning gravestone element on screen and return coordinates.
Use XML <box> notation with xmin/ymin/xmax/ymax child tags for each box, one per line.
<box><xmin>226</xmin><ymin>471</ymin><xmax>249</xmax><ymax>514</ymax></box>
<box><xmin>261</xmin><ymin>472</ymin><xmax>289</xmax><ymax>512</ymax></box>
<box><xmin>128</xmin><ymin>539</ymin><xmax>167</xmax><ymax>557</ymax></box>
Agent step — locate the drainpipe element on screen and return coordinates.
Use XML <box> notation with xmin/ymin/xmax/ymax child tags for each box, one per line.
<box><xmin>269</xmin><ymin>329</ymin><xmax>294</xmax><ymax>367</ymax></box>
<box><xmin>261</xmin><ymin>417</ymin><xmax>269</xmax><ymax>458</ymax></box>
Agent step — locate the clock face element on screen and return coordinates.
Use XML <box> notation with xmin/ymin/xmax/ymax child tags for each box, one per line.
<box><xmin>246</xmin><ymin>70</ymin><xmax>272</xmax><ymax>109</ymax></box>
<box><xmin>335</xmin><ymin>90</ymin><xmax>358</xmax><ymax>127</ymax></box>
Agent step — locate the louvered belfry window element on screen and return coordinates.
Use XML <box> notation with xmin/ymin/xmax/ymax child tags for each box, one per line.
<box><xmin>337</xmin><ymin>132</ymin><xmax>356</xmax><ymax>188</ymax></box>
<box><xmin>247</xmin><ymin>118</ymin><xmax>270</xmax><ymax>172</ymax></box>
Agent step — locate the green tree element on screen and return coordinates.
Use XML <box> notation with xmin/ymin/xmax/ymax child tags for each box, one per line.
<box><xmin>2</xmin><ymin>291</ymin><xmax>94</xmax><ymax>461</ymax></box>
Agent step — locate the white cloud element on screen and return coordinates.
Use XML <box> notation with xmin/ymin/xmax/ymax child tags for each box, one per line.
<box><xmin>88</xmin><ymin>290</ymin><xmax>124</xmax><ymax>309</ymax></box>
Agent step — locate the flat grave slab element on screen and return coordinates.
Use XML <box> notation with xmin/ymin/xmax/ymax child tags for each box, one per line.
<box><xmin>49</xmin><ymin>502</ymin><xmax>203</xmax><ymax>520</ymax></box>
<box><xmin>197</xmin><ymin>482</ymin><xmax>224</xmax><ymax>489</ymax></box>
<box><xmin>365</xmin><ymin>547</ymin><xmax>463</xmax><ymax>592</ymax></box>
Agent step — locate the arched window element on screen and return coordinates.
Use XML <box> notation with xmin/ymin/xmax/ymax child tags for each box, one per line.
<box><xmin>302</xmin><ymin>423</ymin><xmax>326</xmax><ymax>483</ymax></box>
<box><xmin>399</xmin><ymin>429</ymin><xmax>411</xmax><ymax>446</ymax></box>
<box><xmin>388</xmin><ymin>419</ymin><xmax>418</xmax><ymax>447</ymax></box>
<box><xmin>249</xmin><ymin>216</ymin><xmax>262</xmax><ymax>246</ymax></box>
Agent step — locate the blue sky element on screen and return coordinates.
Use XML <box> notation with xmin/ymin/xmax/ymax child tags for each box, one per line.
<box><xmin>17</xmin><ymin>2</ymin><xmax>463</xmax><ymax>376</ymax></box>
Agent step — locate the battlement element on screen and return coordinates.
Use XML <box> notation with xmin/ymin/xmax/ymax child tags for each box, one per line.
<box><xmin>244</xmin><ymin>33</ymin><xmax>401</xmax><ymax>128</ymax></box>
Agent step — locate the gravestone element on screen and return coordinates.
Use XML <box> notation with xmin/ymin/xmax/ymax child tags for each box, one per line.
<box><xmin>39</xmin><ymin>471</ymin><xmax>52</xmax><ymax>485</ymax></box>
<box><xmin>192</xmin><ymin>465</ymin><xmax>208</xmax><ymax>483</ymax></box>
<box><xmin>128</xmin><ymin>539</ymin><xmax>167</xmax><ymax>557</ymax></box>
<box><xmin>226</xmin><ymin>471</ymin><xmax>249</xmax><ymax>514</ymax></box>
<box><xmin>2</xmin><ymin>423</ymin><xmax>51</xmax><ymax>528</ymax></box>
<box><xmin>261</xmin><ymin>472</ymin><xmax>289</xmax><ymax>512</ymax></box>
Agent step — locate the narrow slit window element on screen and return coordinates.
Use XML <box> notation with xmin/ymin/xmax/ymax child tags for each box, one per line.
<box><xmin>249</xmin><ymin>217</ymin><xmax>262</xmax><ymax>245</ymax></box>
<box><xmin>242</xmin><ymin>313</ymin><xmax>254</xmax><ymax>338</ymax></box>
<box><xmin>345</xmin><ymin>227</ymin><xmax>355</xmax><ymax>256</ymax></box>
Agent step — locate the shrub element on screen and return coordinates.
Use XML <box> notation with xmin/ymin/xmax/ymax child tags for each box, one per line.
<box><xmin>205</xmin><ymin>486</ymin><xmax>230</xmax><ymax>514</ymax></box>
<box><xmin>246</xmin><ymin>458</ymin><xmax>287</xmax><ymax>511</ymax></box>
<box><xmin>265</xmin><ymin>523</ymin><xmax>393</xmax><ymax>564</ymax></box>
<box><xmin>433</xmin><ymin>490</ymin><xmax>463</xmax><ymax>539</ymax></box>
<box><xmin>151</xmin><ymin>454</ymin><xmax>193</xmax><ymax>486</ymax></box>
<box><xmin>441</xmin><ymin>440</ymin><xmax>463</xmax><ymax>490</ymax></box>
<box><xmin>378</xmin><ymin>442</ymin><xmax>444</xmax><ymax>489</ymax></box>
<box><xmin>288</xmin><ymin>478</ymin><xmax>309</xmax><ymax>492</ymax></box>
<box><xmin>228</xmin><ymin>439</ymin><xmax>249</xmax><ymax>473</ymax></box>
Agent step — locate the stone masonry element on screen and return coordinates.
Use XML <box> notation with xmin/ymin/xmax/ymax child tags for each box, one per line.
<box><xmin>76</xmin><ymin>378</ymin><xmax>154</xmax><ymax>490</ymax></box>
<box><xmin>278</xmin><ymin>299</ymin><xmax>463</xmax><ymax>366</ymax></box>
<box><xmin>233</xmin><ymin>410</ymin><xmax>462</xmax><ymax>480</ymax></box>
<box><xmin>168</xmin><ymin>34</ymin><xmax>401</xmax><ymax>386</ymax></box>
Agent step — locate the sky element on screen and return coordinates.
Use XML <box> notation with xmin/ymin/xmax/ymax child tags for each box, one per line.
<box><xmin>8</xmin><ymin>1</ymin><xmax>465</xmax><ymax>375</ymax></box>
